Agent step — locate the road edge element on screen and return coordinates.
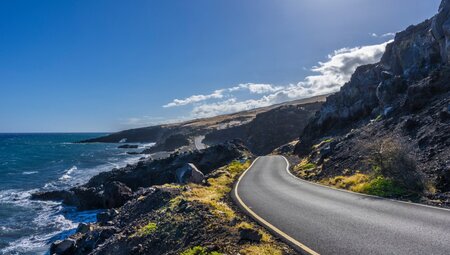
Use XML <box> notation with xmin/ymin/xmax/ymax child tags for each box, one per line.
<box><xmin>232</xmin><ymin>156</ymin><xmax>320</xmax><ymax>255</ymax></box>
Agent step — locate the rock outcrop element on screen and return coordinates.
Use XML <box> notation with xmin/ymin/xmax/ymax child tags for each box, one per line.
<box><xmin>175</xmin><ymin>163</ymin><xmax>205</xmax><ymax>184</ymax></box>
<box><xmin>297</xmin><ymin>0</ymin><xmax>450</xmax><ymax>151</ymax></box>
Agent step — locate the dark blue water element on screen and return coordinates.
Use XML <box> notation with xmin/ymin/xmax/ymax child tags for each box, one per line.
<box><xmin>0</xmin><ymin>133</ymin><xmax>154</xmax><ymax>254</ymax></box>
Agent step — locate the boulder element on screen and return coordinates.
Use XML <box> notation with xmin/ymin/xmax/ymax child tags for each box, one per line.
<box><xmin>118</xmin><ymin>144</ymin><xmax>139</xmax><ymax>149</ymax></box>
<box><xmin>176</xmin><ymin>163</ymin><xmax>205</xmax><ymax>184</ymax></box>
<box><xmin>97</xmin><ymin>209</ymin><xmax>119</xmax><ymax>224</ymax></box>
<box><xmin>50</xmin><ymin>239</ymin><xmax>76</xmax><ymax>255</ymax></box>
<box><xmin>102</xmin><ymin>181</ymin><xmax>133</xmax><ymax>208</ymax></box>
<box><xmin>30</xmin><ymin>190</ymin><xmax>79</xmax><ymax>207</ymax></box>
<box><xmin>76</xmin><ymin>223</ymin><xmax>92</xmax><ymax>234</ymax></box>
<box><xmin>239</xmin><ymin>228</ymin><xmax>262</xmax><ymax>242</ymax></box>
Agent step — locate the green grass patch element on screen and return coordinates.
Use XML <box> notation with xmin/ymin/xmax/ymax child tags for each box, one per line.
<box><xmin>354</xmin><ymin>176</ymin><xmax>407</xmax><ymax>197</ymax></box>
<box><xmin>180</xmin><ymin>246</ymin><xmax>222</xmax><ymax>255</ymax></box>
<box><xmin>293</xmin><ymin>159</ymin><xmax>318</xmax><ymax>178</ymax></box>
<box><xmin>134</xmin><ymin>222</ymin><xmax>157</xmax><ymax>237</ymax></box>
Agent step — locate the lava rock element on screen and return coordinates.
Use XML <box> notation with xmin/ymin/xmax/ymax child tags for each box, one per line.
<box><xmin>118</xmin><ymin>144</ymin><xmax>139</xmax><ymax>149</ymax></box>
<box><xmin>176</xmin><ymin>163</ymin><xmax>205</xmax><ymax>184</ymax></box>
<box><xmin>50</xmin><ymin>239</ymin><xmax>76</xmax><ymax>255</ymax></box>
<box><xmin>239</xmin><ymin>228</ymin><xmax>262</xmax><ymax>242</ymax></box>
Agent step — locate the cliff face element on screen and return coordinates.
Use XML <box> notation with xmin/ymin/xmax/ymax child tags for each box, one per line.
<box><xmin>294</xmin><ymin>0</ymin><xmax>450</xmax><ymax>204</ymax></box>
<box><xmin>297</xmin><ymin>1</ymin><xmax>450</xmax><ymax>149</ymax></box>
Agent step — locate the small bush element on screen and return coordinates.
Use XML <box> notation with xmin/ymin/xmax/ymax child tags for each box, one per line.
<box><xmin>368</xmin><ymin>136</ymin><xmax>423</xmax><ymax>192</ymax></box>
<box><xmin>181</xmin><ymin>246</ymin><xmax>222</xmax><ymax>255</ymax></box>
<box><xmin>354</xmin><ymin>176</ymin><xmax>407</xmax><ymax>197</ymax></box>
<box><xmin>135</xmin><ymin>222</ymin><xmax>157</xmax><ymax>237</ymax></box>
<box><xmin>294</xmin><ymin>159</ymin><xmax>318</xmax><ymax>178</ymax></box>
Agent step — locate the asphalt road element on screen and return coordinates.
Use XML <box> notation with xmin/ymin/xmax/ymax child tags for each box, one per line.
<box><xmin>234</xmin><ymin>155</ymin><xmax>450</xmax><ymax>255</ymax></box>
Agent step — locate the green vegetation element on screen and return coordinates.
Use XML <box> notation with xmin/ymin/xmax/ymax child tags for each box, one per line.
<box><xmin>354</xmin><ymin>176</ymin><xmax>407</xmax><ymax>196</ymax></box>
<box><xmin>180</xmin><ymin>246</ymin><xmax>222</xmax><ymax>255</ymax></box>
<box><xmin>312</xmin><ymin>137</ymin><xmax>334</xmax><ymax>149</ymax></box>
<box><xmin>374</xmin><ymin>114</ymin><xmax>383</xmax><ymax>122</ymax></box>
<box><xmin>321</xmin><ymin>173</ymin><xmax>407</xmax><ymax>197</ymax></box>
<box><xmin>134</xmin><ymin>222</ymin><xmax>157</xmax><ymax>237</ymax></box>
<box><xmin>293</xmin><ymin>159</ymin><xmax>318</xmax><ymax>178</ymax></box>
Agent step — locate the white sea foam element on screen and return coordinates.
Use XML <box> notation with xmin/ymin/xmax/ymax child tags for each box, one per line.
<box><xmin>139</xmin><ymin>142</ymin><xmax>156</xmax><ymax>149</ymax></box>
<box><xmin>0</xmin><ymin>152</ymin><xmax>145</xmax><ymax>254</ymax></box>
<box><xmin>22</xmin><ymin>171</ymin><xmax>38</xmax><ymax>175</ymax></box>
<box><xmin>59</xmin><ymin>166</ymin><xmax>77</xmax><ymax>181</ymax></box>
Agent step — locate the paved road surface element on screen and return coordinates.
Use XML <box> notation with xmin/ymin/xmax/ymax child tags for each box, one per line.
<box><xmin>234</xmin><ymin>155</ymin><xmax>450</xmax><ymax>255</ymax></box>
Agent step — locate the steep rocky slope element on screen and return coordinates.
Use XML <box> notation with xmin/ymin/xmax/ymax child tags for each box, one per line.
<box><xmin>292</xmin><ymin>0</ymin><xmax>450</xmax><ymax>206</ymax></box>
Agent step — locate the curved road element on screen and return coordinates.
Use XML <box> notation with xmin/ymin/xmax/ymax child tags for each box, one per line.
<box><xmin>233</xmin><ymin>155</ymin><xmax>450</xmax><ymax>255</ymax></box>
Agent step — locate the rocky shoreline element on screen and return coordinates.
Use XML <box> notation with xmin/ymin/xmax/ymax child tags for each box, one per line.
<box><xmin>32</xmin><ymin>140</ymin><xmax>297</xmax><ymax>255</ymax></box>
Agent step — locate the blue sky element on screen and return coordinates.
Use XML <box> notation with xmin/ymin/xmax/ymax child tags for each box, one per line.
<box><xmin>0</xmin><ymin>0</ymin><xmax>441</xmax><ymax>132</ymax></box>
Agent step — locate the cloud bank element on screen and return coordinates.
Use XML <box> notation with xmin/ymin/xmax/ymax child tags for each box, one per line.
<box><xmin>127</xmin><ymin>40</ymin><xmax>391</xmax><ymax>126</ymax></box>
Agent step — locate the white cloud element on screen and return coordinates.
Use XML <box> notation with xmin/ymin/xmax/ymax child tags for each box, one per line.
<box><xmin>163</xmin><ymin>89</ymin><xmax>226</xmax><ymax>108</ymax></box>
<box><xmin>370</xmin><ymin>32</ymin><xmax>396</xmax><ymax>38</ymax></box>
<box><xmin>187</xmin><ymin>41</ymin><xmax>391</xmax><ymax>118</ymax></box>
<box><xmin>162</xmin><ymin>83</ymin><xmax>283</xmax><ymax>108</ymax></box>
<box><xmin>128</xmin><ymin>40</ymin><xmax>391</xmax><ymax>126</ymax></box>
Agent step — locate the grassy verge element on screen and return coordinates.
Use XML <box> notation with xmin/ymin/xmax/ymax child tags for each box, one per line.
<box><xmin>178</xmin><ymin>160</ymin><xmax>287</xmax><ymax>255</ymax></box>
<box><xmin>320</xmin><ymin>173</ymin><xmax>408</xmax><ymax>197</ymax></box>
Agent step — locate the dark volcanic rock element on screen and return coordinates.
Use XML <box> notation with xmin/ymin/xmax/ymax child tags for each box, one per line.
<box><xmin>175</xmin><ymin>163</ymin><xmax>205</xmax><ymax>184</ymax></box>
<box><xmin>118</xmin><ymin>144</ymin><xmax>139</xmax><ymax>149</ymax></box>
<box><xmin>50</xmin><ymin>239</ymin><xmax>76</xmax><ymax>255</ymax></box>
<box><xmin>296</xmin><ymin>0</ymin><xmax>450</xmax><ymax>154</ymax></box>
<box><xmin>239</xmin><ymin>228</ymin><xmax>262</xmax><ymax>242</ymax></box>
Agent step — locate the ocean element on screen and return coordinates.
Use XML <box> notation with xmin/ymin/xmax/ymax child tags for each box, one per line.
<box><xmin>0</xmin><ymin>133</ymin><xmax>153</xmax><ymax>254</ymax></box>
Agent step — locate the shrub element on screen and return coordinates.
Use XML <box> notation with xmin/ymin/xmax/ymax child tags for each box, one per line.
<box><xmin>368</xmin><ymin>136</ymin><xmax>423</xmax><ymax>192</ymax></box>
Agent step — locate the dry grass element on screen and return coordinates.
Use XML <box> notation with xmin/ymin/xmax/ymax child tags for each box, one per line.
<box><xmin>321</xmin><ymin>173</ymin><xmax>369</xmax><ymax>190</ymax></box>
<box><xmin>240</xmin><ymin>244</ymin><xmax>283</xmax><ymax>255</ymax></box>
<box><xmin>181</xmin><ymin>160</ymin><xmax>283</xmax><ymax>254</ymax></box>
<box><xmin>183</xmin><ymin>160</ymin><xmax>250</xmax><ymax>219</ymax></box>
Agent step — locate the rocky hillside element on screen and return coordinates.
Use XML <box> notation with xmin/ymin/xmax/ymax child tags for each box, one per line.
<box><xmin>81</xmin><ymin>95</ymin><xmax>327</xmax><ymax>155</ymax></box>
<box><xmin>204</xmin><ymin>102</ymin><xmax>322</xmax><ymax>155</ymax></box>
<box><xmin>291</xmin><ymin>0</ymin><xmax>450</xmax><ymax>206</ymax></box>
